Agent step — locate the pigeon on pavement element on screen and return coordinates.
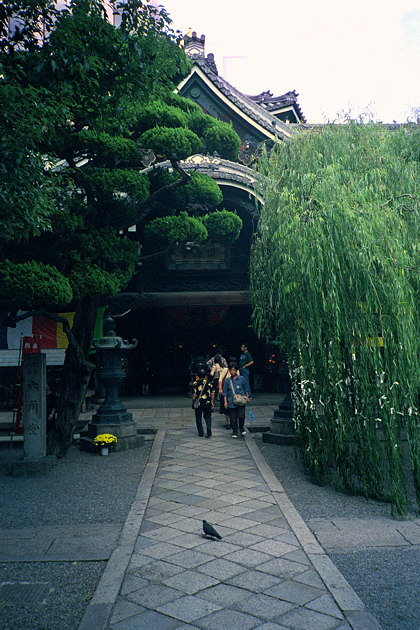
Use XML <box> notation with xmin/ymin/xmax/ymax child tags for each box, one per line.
<box><xmin>202</xmin><ymin>520</ymin><xmax>222</xmax><ymax>539</ymax></box>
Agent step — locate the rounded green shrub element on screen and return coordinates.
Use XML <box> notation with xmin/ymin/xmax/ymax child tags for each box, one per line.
<box><xmin>201</xmin><ymin>209</ymin><xmax>243</xmax><ymax>243</ymax></box>
<box><xmin>134</xmin><ymin>101</ymin><xmax>187</xmax><ymax>135</ymax></box>
<box><xmin>140</xmin><ymin>126</ymin><xmax>202</xmax><ymax>159</ymax></box>
<box><xmin>174</xmin><ymin>172</ymin><xmax>223</xmax><ymax>209</ymax></box>
<box><xmin>0</xmin><ymin>260</ymin><xmax>73</xmax><ymax>307</ymax></box>
<box><xmin>163</xmin><ymin>92</ymin><xmax>204</xmax><ymax>115</ymax></box>
<box><xmin>203</xmin><ymin>121</ymin><xmax>241</xmax><ymax>160</ymax></box>
<box><xmin>144</xmin><ymin>211</ymin><xmax>208</xmax><ymax>245</ymax></box>
<box><xmin>187</xmin><ymin>110</ymin><xmax>216</xmax><ymax>137</ymax></box>
<box><xmin>83</xmin><ymin>168</ymin><xmax>150</xmax><ymax>201</ymax></box>
<box><xmin>68</xmin><ymin>264</ymin><xmax>120</xmax><ymax>297</ymax></box>
<box><xmin>76</xmin><ymin>130</ymin><xmax>140</xmax><ymax>163</ymax></box>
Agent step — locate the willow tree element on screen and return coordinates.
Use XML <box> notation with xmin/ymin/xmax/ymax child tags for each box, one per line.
<box><xmin>251</xmin><ymin>122</ymin><xmax>419</xmax><ymax>514</ymax></box>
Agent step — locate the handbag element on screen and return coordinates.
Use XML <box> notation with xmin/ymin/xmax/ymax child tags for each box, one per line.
<box><xmin>229</xmin><ymin>378</ymin><xmax>247</xmax><ymax>406</ymax></box>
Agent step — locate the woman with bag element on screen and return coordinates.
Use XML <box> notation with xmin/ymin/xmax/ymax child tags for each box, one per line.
<box><xmin>218</xmin><ymin>356</ymin><xmax>240</xmax><ymax>429</ymax></box>
<box><xmin>192</xmin><ymin>367</ymin><xmax>215</xmax><ymax>438</ymax></box>
<box><xmin>222</xmin><ymin>362</ymin><xmax>249</xmax><ymax>438</ymax></box>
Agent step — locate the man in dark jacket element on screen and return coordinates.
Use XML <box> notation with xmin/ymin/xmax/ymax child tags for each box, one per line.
<box><xmin>192</xmin><ymin>368</ymin><xmax>215</xmax><ymax>438</ymax></box>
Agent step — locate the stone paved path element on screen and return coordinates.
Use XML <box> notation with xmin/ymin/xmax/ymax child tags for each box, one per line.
<box><xmin>80</xmin><ymin>424</ymin><xmax>382</xmax><ymax>629</ymax></box>
<box><xmin>307</xmin><ymin>517</ymin><xmax>420</xmax><ymax>551</ymax></box>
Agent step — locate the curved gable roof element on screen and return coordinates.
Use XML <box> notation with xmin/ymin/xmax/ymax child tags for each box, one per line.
<box><xmin>177</xmin><ymin>54</ymin><xmax>293</xmax><ymax>141</ymax></box>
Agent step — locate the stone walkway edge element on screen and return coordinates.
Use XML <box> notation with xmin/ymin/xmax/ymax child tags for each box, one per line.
<box><xmin>78</xmin><ymin>429</ymin><xmax>382</xmax><ymax>630</ymax></box>
<box><xmin>244</xmin><ymin>436</ymin><xmax>381</xmax><ymax>629</ymax></box>
<box><xmin>78</xmin><ymin>429</ymin><xmax>166</xmax><ymax>630</ymax></box>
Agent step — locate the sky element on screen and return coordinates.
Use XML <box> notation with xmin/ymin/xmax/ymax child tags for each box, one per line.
<box><xmin>161</xmin><ymin>0</ymin><xmax>420</xmax><ymax>124</ymax></box>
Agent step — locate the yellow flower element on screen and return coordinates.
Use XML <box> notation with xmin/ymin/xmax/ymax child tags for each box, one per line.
<box><xmin>94</xmin><ymin>433</ymin><xmax>118</xmax><ymax>447</ymax></box>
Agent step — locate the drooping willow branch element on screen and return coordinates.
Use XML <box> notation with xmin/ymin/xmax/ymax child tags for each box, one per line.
<box><xmin>251</xmin><ymin>122</ymin><xmax>420</xmax><ymax>515</ymax></box>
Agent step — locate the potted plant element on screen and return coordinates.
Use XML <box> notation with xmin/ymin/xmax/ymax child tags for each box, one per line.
<box><xmin>94</xmin><ymin>433</ymin><xmax>117</xmax><ymax>456</ymax></box>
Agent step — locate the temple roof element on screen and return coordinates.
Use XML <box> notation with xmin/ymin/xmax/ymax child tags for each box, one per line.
<box><xmin>247</xmin><ymin>89</ymin><xmax>306</xmax><ymax>123</ymax></box>
<box><xmin>178</xmin><ymin>53</ymin><xmax>294</xmax><ymax>140</ymax></box>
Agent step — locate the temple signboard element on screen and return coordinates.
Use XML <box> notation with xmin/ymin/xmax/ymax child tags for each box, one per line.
<box><xmin>166</xmin><ymin>243</ymin><xmax>230</xmax><ymax>271</ymax></box>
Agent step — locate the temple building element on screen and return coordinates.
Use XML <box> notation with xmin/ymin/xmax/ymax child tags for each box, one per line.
<box><xmin>0</xmin><ymin>28</ymin><xmax>305</xmax><ymax>398</ymax></box>
<box><xmin>115</xmin><ymin>31</ymin><xmax>307</xmax><ymax>394</ymax></box>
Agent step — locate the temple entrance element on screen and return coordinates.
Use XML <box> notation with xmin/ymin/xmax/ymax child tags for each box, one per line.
<box><xmin>115</xmin><ymin>305</ymin><xmax>285</xmax><ymax>395</ymax></box>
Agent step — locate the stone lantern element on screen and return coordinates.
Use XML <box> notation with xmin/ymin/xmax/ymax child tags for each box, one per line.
<box><xmin>79</xmin><ymin>313</ymin><xmax>144</xmax><ymax>452</ymax></box>
<box><xmin>262</xmin><ymin>348</ymin><xmax>295</xmax><ymax>445</ymax></box>
<box><xmin>262</xmin><ymin>392</ymin><xmax>295</xmax><ymax>445</ymax></box>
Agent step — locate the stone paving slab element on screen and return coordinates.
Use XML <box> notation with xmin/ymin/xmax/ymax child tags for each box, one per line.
<box><xmin>0</xmin><ymin>524</ymin><xmax>121</xmax><ymax>561</ymax></box>
<box><xmin>79</xmin><ymin>419</ymin><xmax>383</xmax><ymax>630</ymax></box>
<box><xmin>307</xmin><ymin>517</ymin><xmax>420</xmax><ymax>550</ymax></box>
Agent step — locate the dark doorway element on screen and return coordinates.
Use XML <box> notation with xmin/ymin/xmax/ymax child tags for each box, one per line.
<box><xmin>115</xmin><ymin>305</ymin><xmax>279</xmax><ymax>395</ymax></box>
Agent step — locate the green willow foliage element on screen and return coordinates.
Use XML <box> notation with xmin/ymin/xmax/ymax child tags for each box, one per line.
<box><xmin>251</xmin><ymin>123</ymin><xmax>419</xmax><ymax>514</ymax></box>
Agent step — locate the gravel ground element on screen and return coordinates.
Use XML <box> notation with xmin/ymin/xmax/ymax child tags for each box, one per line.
<box><xmin>256</xmin><ymin>437</ymin><xmax>420</xmax><ymax>630</ymax></box>
<box><xmin>0</xmin><ymin>561</ymin><xmax>104</xmax><ymax>630</ymax></box>
<box><xmin>255</xmin><ymin>437</ymin><xmax>395</xmax><ymax>520</ymax></box>
<box><xmin>0</xmin><ymin>440</ymin><xmax>152</xmax><ymax>528</ymax></box>
<box><xmin>0</xmin><ymin>440</ymin><xmax>151</xmax><ymax>629</ymax></box>
<box><xmin>331</xmin><ymin>548</ymin><xmax>420</xmax><ymax>630</ymax></box>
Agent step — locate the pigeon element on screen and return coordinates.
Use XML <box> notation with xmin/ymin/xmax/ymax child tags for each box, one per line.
<box><xmin>202</xmin><ymin>520</ymin><xmax>222</xmax><ymax>539</ymax></box>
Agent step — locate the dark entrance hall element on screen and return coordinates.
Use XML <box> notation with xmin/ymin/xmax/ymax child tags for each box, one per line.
<box><xmin>115</xmin><ymin>305</ymin><xmax>283</xmax><ymax>395</ymax></box>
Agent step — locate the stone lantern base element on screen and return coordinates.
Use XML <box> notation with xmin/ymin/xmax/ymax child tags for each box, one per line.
<box><xmin>262</xmin><ymin>394</ymin><xmax>295</xmax><ymax>445</ymax></box>
<box><xmin>79</xmin><ymin>420</ymin><xmax>144</xmax><ymax>453</ymax></box>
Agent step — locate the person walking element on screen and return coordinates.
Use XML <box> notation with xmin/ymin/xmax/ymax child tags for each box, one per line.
<box><xmin>239</xmin><ymin>342</ymin><xmax>254</xmax><ymax>398</ymax></box>
<box><xmin>218</xmin><ymin>356</ymin><xmax>240</xmax><ymax>430</ymax></box>
<box><xmin>192</xmin><ymin>367</ymin><xmax>215</xmax><ymax>438</ymax></box>
<box><xmin>208</xmin><ymin>354</ymin><xmax>224</xmax><ymax>401</ymax></box>
<box><xmin>223</xmin><ymin>362</ymin><xmax>249</xmax><ymax>438</ymax></box>
<box><xmin>207</xmin><ymin>349</ymin><xmax>227</xmax><ymax>373</ymax></box>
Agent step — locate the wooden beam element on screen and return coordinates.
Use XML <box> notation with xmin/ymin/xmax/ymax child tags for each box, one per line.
<box><xmin>136</xmin><ymin>291</ymin><xmax>250</xmax><ymax>308</ymax></box>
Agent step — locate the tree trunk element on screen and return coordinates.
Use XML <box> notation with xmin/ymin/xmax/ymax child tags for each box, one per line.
<box><xmin>47</xmin><ymin>297</ymin><xmax>99</xmax><ymax>457</ymax></box>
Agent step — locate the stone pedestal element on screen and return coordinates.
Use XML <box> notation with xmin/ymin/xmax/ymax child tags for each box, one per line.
<box><xmin>262</xmin><ymin>393</ymin><xmax>295</xmax><ymax>445</ymax></box>
<box><xmin>10</xmin><ymin>353</ymin><xmax>56</xmax><ymax>476</ymax></box>
<box><xmin>79</xmin><ymin>313</ymin><xmax>143</xmax><ymax>453</ymax></box>
<box><xmin>79</xmin><ymin>421</ymin><xmax>144</xmax><ymax>452</ymax></box>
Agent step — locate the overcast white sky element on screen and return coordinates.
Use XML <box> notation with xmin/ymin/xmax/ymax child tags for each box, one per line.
<box><xmin>162</xmin><ymin>0</ymin><xmax>420</xmax><ymax>123</ymax></box>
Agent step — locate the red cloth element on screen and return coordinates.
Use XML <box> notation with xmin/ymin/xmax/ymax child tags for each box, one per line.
<box><xmin>32</xmin><ymin>314</ymin><xmax>58</xmax><ymax>348</ymax></box>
